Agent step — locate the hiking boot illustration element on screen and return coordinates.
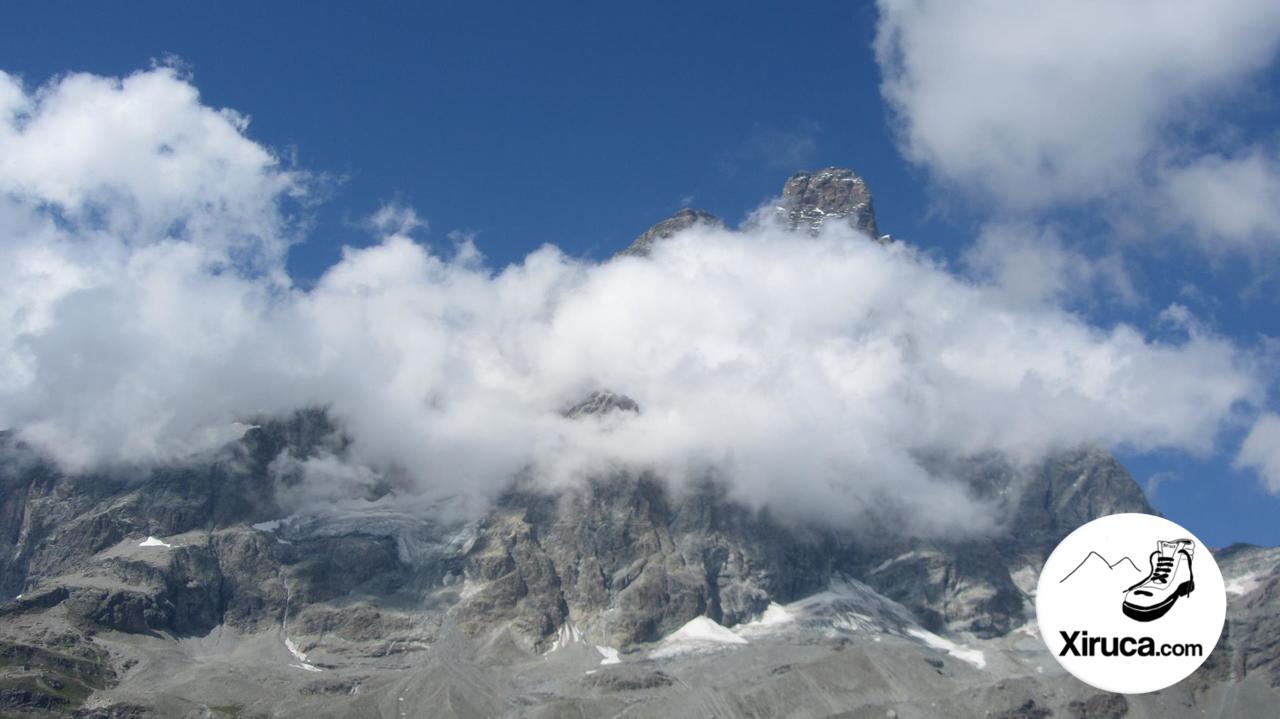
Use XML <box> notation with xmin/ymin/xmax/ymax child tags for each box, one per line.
<box><xmin>1122</xmin><ymin>539</ymin><xmax>1195</xmax><ymax>622</ymax></box>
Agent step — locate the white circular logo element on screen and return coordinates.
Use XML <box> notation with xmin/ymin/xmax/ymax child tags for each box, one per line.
<box><xmin>1035</xmin><ymin>513</ymin><xmax>1225</xmax><ymax>694</ymax></box>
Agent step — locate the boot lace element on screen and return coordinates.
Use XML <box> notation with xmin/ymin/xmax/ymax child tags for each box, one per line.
<box><xmin>1149</xmin><ymin>556</ymin><xmax>1174</xmax><ymax>585</ymax></box>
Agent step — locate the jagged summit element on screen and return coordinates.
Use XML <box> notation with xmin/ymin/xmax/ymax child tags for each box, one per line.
<box><xmin>618</xmin><ymin>168</ymin><xmax>884</xmax><ymax>260</ymax></box>
<box><xmin>616</xmin><ymin>207</ymin><xmax>719</xmax><ymax>258</ymax></box>
<box><xmin>562</xmin><ymin>390</ymin><xmax>640</xmax><ymax>419</ymax></box>
<box><xmin>778</xmin><ymin>167</ymin><xmax>881</xmax><ymax>239</ymax></box>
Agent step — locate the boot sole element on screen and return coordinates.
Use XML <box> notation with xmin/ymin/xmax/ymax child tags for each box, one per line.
<box><xmin>1122</xmin><ymin>580</ymin><xmax>1194</xmax><ymax>623</ymax></box>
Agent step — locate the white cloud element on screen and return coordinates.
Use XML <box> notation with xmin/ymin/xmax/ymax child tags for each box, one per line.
<box><xmin>367</xmin><ymin>202</ymin><xmax>426</xmax><ymax>237</ymax></box>
<box><xmin>1237</xmin><ymin>413</ymin><xmax>1280</xmax><ymax>493</ymax></box>
<box><xmin>0</xmin><ymin>68</ymin><xmax>303</xmax><ymax>265</ymax></box>
<box><xmin>1155</xmin><ymin>148</ymin><xmax>1280</xmax><ymax>253</ymax></box>
<box><xmin>0</xmin><ymin>68</ymin><xmax>1271</xmax><ymax>536</ymax></box>
<box><xmin>1144</xmin><ymin>471</ymin><xmax>1180</xmax><ymax>501</ymax></box>
<box><xmin>875</xmin><ymin>0</ymin><xmax>1280</xmax><ymax>218</ymax></box>
<box><xmin>964</xmin><ymin>223</ymin><xmax>1134</xmax><ymax>306</ymax></box>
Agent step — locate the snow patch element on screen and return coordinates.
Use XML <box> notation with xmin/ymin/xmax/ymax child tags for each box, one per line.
<box><xmin>138</xmin><ymin>536</ymin><xmax>172</xmax><ymax>548</ymax></box>
<box><xmin>906</xmin><ymin>628</ymin><xmax>986</xmax><ymax>669</ymax></box>
<box><xmin>869</xmin><ymin>551</ymin><xmax>922</xmax><ymax>575</ymax></box>
<box><xmin>458</xmin><ymin>580</ymin><xmax>484</xmax><ymax>601</ymax></box>
<box><xmin>231</xmin><ymin>422</ymin><xmax>261</xmax><ymax>438</ymax></box>
<box><xmin>285</xmin><ymin>636</ymin><xmax>308</xmax><ymax>662</ymax></box>
<box><xmin>763</xmin><ymin>578</ymin><xmax>917</xmax><ymax>636</ymax></box>
<box><xmin>548</xmin><ymin>622</ymin><xmax>583</xmax><ymax>652</ymax></box>
<box><xmin>745</xmin><ymin>602</ymin><xmax>793</xmax><ymax>628</ymax></box>
<box><xmin>596</xmin><ymin>646</ymin><xmax>621</xmax><ymax>665</ymax></box>
<box><xmin>1226</xmin><ymin>570</ymin><xmax>1267</xmax><ymax>596</ymax></box>
<box><xmin>285</xmin><ymin>636</ymin><xmax>322</xmax><ymax>672</ymax></box>
<box><xmin>651</xmin><ymin>616</ymin><xmax>748</xmax><ymax>658</ymax></box>
<box><xmin>1009</xmin><ymin>564</ymin><xmax>1039</xmax><ymax>596</ymax></box>
<box><xmin>252</xmin><ymin>519</ymin><xmax>282</xmax><ymax>532</ymax></box>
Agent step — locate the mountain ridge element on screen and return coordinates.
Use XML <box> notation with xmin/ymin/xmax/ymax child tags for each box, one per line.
<box><xmin>0</xmin><ymin>170</ymin><xmax>1276</xmax><ymax>717</ymax></box>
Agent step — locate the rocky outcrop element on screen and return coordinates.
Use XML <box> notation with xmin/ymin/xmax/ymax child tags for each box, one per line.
<box><xmin>562</xmin><ymin>391</ymin><xmax>640</xmax><ymax>419</ymax></box>
<box><xmin>616</xmin><ymin>208</ymin><xmax>719</xmax><ymax>258</ymax></box>
<box><xmin>527</xmin><ymin>476</ymin><xmax>849</xmax><ymax>645</ymax></box>
<box><xmin>856</xmin><ymin>447</ymin><xmax>1156</xmax><ymax>636</ymax></box>
<box><xmin>615</xmin><ymin>168</ymin><xmax>883</xmax><ymax>261</ymax></box>
<box><xmin>777</xmin><ymin>167</ymin><xmax>880</xmax><ymax>238</ymax></box>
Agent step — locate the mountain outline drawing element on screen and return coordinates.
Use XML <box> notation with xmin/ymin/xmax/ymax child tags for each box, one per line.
<box><xmin>1059</xmin><ymin>551</ymin><xmax>1144</xmax><ymax>584</ymax></box>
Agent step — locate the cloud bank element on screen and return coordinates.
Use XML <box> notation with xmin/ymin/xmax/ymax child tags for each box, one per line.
<box><xmin>875</xmin><ymin>0</ymin><xmax>1280</xmax><ymax>254</ymax></box>
<box><xmin>0</xmin><ymin>68</ymin><xmax>1267</xmax><ymax>534</ymax></box>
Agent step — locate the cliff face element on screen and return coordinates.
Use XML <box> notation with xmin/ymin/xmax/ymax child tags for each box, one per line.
<box><xmin>0</xmin><ymin>170</ymin><xmax>1274</xmax><ymax>718</ymax></box>
<box><xmin>778</xmin><ymin>167</ymin><xmax>881</xmax><ymax>238</ymax></box>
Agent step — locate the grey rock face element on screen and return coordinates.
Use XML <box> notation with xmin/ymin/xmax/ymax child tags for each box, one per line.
<box><xmin>616</xmin><ymin>208</ymin><xmax>719</xmax><ymax>258</ymax></box>
<box><xmin>1008</xmin><ymin>447</ymin><xmax>1154</xmax><ymax>554</ymax></box>
<box><xmin>777</xmin><ymin>167</ymin><xmax>880</xmax><ymax>238</ymax></box>
<box><xmin>528</xmin><ymin>476</ymin><xmax>848</xmax><ymax>645</ymax></box>
<box><xmin>1207</xmin><ymin>544</ymin><xmax>1280</xmax><ymax>689</ymax></box>
<box><xmin>1</xmin><ymin>415</ymin><xmax>1276</xmax><ymax>718</ymax></box>
<box><xmin>0</xmin><ymin>418</ymin><xmax>1175</xmax><ymax>652</ymax></box>
<box><xmin>449</xmin><ymin>475</ymin><xmax>853</xmax><ymax>648</ymax></box>
<box><xmin>856</xmin><ymin>447</ymin><xmax>1156</xmax><ymax>637</ymax></box>
<box><xmin>1067</xmin><ymin>693</ymin><xmax>1130</xmax><ymax>719</ymax></box>
<box><xmin>562</xmin><ymin>391</ymin><xmax>640</xmax><ymax>419</ymax></box>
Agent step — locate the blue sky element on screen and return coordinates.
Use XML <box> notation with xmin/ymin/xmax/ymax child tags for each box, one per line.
<box><xmin>2</xmin><ymin>1</ymin><xmax>1279</xmax><ymax>546</ymax></box>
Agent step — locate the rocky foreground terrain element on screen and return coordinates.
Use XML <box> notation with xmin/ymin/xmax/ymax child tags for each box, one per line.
<box><xmin>1</xmin><ymin>170</ymin><xmax>1277</xmax><ymax>718</ymax></box>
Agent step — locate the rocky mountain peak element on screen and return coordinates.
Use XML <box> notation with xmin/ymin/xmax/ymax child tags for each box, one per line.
<box><xmin>562</xmin><ymin>390</ymin><xmax>641</xmax><ymax>419</ymax></box>
<box><xmin>616</xmin><ymin>208</ymin><xmax>719</xmax><ymax>258</ymax></box>
<box><xmin>777</xmin><ymin>167</ymin><xmax>881</xmax><ymax>239</ymax></box>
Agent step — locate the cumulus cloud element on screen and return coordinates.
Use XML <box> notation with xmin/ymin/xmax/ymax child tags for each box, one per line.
<box><xmin>875</xmin><ymin>0</ymin><xmax>1280</xmax><ymax>254</ymax></box>
<box><xmin>0</xmin><ymin>68</ymin><xmax>1270</xmax><ymax>535</ymax></box>
<box><xmin>1237</xmin><ymin>413</ymin><xmax>1280</xmax><ymax>493</ymax></box>
<box><xmin>875</xmin><ymin>0</ymin><xmax>1280</xmax><ymax>203</ymax></box>
<box><xmin>367</xmin><ymin>202</ymin><xmax>427</xmax><ymax>236</ymax></box>
<box><xmin>1155</xmin><ymin>149</ymin><xmax>1280</xmax><ymax>253</ymax></box>
<box><xmin>963</xmin><ymin>223</ymin><xmax>1134</xmax><ymax>306</ymax></box>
